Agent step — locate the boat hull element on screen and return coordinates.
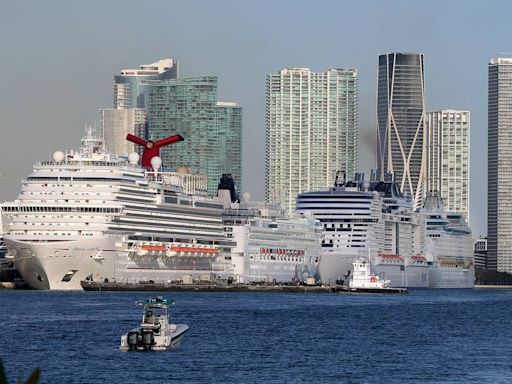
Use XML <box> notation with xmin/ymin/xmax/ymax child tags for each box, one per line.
<box><xmin>120</xmin><ymin>324</ymin><xmax>189</xmax><ymax>352</ymax></box>
<box><xmin>4</xmin><ymin>235</ymin><xmax>119</xmax><ymax>290</ymax></box>
<box><xmin>373</xmin><ymin>263</ymin><xmax>474</xmax><ymax>288</ymax></box>
<box><xmin>316</xmin><ymin>252</ymin><xmax>356</xmax><ymax>285</ymax></box>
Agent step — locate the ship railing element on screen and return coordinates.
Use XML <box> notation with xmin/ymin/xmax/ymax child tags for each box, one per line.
<box><xmin>146</xmin><ymin>171</ymin><xmax>208</xmax><ymax>196</ymax></box>
<box><xmin>36</xmin><ymin>160</ymin><xmax>139</xmax><ymax>169</ymax></box>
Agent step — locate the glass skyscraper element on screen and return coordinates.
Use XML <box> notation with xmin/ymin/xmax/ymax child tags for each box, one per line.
<box><xmin>265</xmin><ymin>67</ymin><xmax>358</xmax><ymax>211</ymax></box>
<box><xmin>488</xmin><ymin>57</ymin><xmax>512</xmax><ymax>272</ymax></box>
<box><xmin>425</xmin><ymin>109</ymin><xmax>470</xmax><ymax>219</ymax></box>
<box><xmin>146</xmin><ymin>76</ymin><xmax>242</xmax><ymax>195</ymax></box>
<box><xmin>376</xmin><ymin>52</ymin><xmax>426</xmax><ymax>209</ymax></box>
<box><xmin>113</xmin><ymin>58</ymin><xmax>178</xmax><ymax>109</ymax></box>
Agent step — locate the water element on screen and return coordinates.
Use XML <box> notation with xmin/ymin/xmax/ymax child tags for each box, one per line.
<box><xmin>1</xmin><ymin>289</ymin><xmax>511</xmax><ymax>383</ymax></box>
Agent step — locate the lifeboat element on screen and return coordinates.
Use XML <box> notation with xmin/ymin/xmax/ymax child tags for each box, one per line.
<box><xmin>169</xmin><ymin>245</ymin><xmax>218</xmax><ymax>256</ymax></box>
<box><xmin>141</xmin><ymin>245</ymin><xmax>166</xmax><ymax>252</ymax></box>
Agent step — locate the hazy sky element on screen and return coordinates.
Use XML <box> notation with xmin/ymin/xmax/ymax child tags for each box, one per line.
<box><xmin>0</xmin><ymin>0</ymin><xmax>508</xmax><ymax>236</ymax></box>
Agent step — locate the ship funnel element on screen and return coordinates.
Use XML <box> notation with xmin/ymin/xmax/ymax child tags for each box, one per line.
<box><xmin>217</xmin><ymin>174</ymin><xmax>237</xmax><ymax>203</ymax></box>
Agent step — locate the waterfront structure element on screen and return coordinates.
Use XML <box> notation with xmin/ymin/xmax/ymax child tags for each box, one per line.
<box><xmin>146</xmin><ymin>76</ymin><xmax>242</xmax><ymax>194</ymax></box>
<box><xmin>376</xmin><ymin>52</ymin><xmax>427</xmax><ymax>209</ymax></box>
<box><xmin>488</xmin><ymin>57</ymin><xmax>512</xmax><ymax>272</ymax></box>
<box><xmin>425</xmin><ymin>110</ymin><xmax>470</xmax><ymax>219</ymax></box>
<box><xmin>113</xmin><ymin>58</ymin><xmax>178</xmax><ymax>109</ymax></box>
<box><xmin>100</xmin><ymin>109</ymin><xmax>147</xmax><ymax>155</ymax></box>
<box><xmin>474</xmin><ymin>237</ymin><xmax>488</xmax><ymax>269</ymax></box>
<box><xmin>265</xmin><ymin>67</ymin><xmax>358</xmax><ymax>211</ymax></box>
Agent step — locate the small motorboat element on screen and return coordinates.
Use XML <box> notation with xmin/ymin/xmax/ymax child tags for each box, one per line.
<box><xmin>120</xmin><ymin>296</ymin><xmax>189</xmax><ymax>351</ymax></box>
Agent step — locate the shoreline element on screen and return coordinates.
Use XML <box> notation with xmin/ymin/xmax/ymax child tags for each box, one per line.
<box><xmin>474</xmin><ymin>285</ymin><xmax>512</xmax><ymax>289</ymax></box>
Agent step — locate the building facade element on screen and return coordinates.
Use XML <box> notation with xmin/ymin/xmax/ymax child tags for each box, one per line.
<box><xmin>146</xmin><ymin>76</ymin><xmax>242</xmax><ymax>195</ymax></box>
<box><xmin>100</xmin><ymin>109</ymin><xmax>147</xmax><ymax>155</ymax></box>
<box><xmin>216</xmin><ymin>102</ymin><xmax>243</xmax><ymax>193</ymax></box>
<box><xmin>425</xmin><ymin>110</ymin><xmax>470</xmax><ymax>219</ymax></box>
<box><xmin>376</xmin><ymin>52</ymin><xmax>426</xmax><ymax>209</ymax></box>
<box><xmin>474</xmin><ymin>237</ymin><xmax>488</xmax><ymax>269</ymax></box>
<box><xmin>113</xmin><ymin>58</ymin><xmax>178</xmax><ymax>109</ymax></box>
<box><xmin>265</xmin><ymin>67</ymin><xmax>358</xmax><ymax>211</ymax></box>
<box><xmin>488</xmin><ymin>57</ymin><xmax>512</xmax><ymax>272</ymax></box>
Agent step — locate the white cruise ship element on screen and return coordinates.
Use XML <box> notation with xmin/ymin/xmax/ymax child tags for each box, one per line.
<box><xmin>296</xmin><ymin>172</ymin><xmax>474</xmax><ymax>288</ymax></box>
<box><xmin>2</xmin><ymin>130</ymin><xmax>234</xmax><ymax>290</ymax></box>
<box><xmin>295</xmin><ymin>173</ymin><xmax>384</xmax><ymax>285</ymax></box>
<box><xmin>420</xmin><ymin>193</ymin><xmax>474</xmax><ymax>288</ymax></box>
<box><xmin>218</xmin><ymin>176</ymin><xmax>322</xmax><ymax>284</ymax></box>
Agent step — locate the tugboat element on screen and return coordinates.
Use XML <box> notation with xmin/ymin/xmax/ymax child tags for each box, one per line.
<box><xmin>120</xmin><ymin>297</ymin><xmax>189</xmax><ymax>351</ymax></box>
<box><xmin>344</xmin><ymin>258</ymin><xmax>407</xmax><ymax>294</ymax></box>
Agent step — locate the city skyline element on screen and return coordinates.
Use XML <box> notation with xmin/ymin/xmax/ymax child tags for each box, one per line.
<box><xmin>1</xmin><ymin>0</ymin><xmax>509</xmax><ymax>237</ymax></box>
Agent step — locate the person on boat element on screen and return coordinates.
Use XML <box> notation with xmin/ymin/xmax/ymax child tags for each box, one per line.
<box><xmin>145</xmin><ymin>310</ymin><xmax>154</xmax><ymax>324</ymax></box>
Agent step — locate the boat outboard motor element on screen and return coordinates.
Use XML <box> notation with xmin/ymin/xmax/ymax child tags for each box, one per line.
<box><xmin>127</xmin><ymin>331</ymin><xmax>140</xmax><ymax>351</ymax></box>
<box><xmin>141</xmin><ymin>330</ymin><xmax>154</xmax><ymax>350</ymax></box>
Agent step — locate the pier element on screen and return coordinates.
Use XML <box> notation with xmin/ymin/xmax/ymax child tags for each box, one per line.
<box><xmin>80</xmin><ymin>280</ymin><xmax>408</xmax><ymax>294</ymax></box>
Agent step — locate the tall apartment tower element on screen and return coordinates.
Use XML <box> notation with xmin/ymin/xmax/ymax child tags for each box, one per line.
<box><xmin>376</xmin><ymin>52</ymin><xmax>427</xmax><ymax>209</ymax></box>
<box><xmin>146</xmin><ymin>76</ymin><xmax>243</xmax><ymax>195</ymax></box>
<box><xmin>100</xmin><ymin>109</ymin><xmax>147</xmax><ymax>155</ymax></box>
<box><xmin>265</xmin><ymin>67</ymin><xmax>358</xmax><ymax>211</ymax></box>
<box><xmin>113</xmin><ymin>58</ymin><xmax>178</xmax><ymax>109</ymax></box>
<box><xmin>488</xmin><ymin>57</ymin><xmax>512</xmax><ymax>272</ymax></box>
<box><xmin>425</xmin><ymin>109</ymin><xmax>470</xmax><ymax>219</ymax></box>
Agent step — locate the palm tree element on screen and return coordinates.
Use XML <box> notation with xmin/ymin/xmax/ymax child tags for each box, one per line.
<box><xmin>0</xmin><ymin>359</ymin><xmax>40</xmax><ymax>384</ymax></box>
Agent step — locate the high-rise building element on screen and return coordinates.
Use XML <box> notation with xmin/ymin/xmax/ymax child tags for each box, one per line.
<box><xmin>376</xmin><ymin>52</ymin><xmax>426</xmax><ymax>209</ymax></box>
<box><xmin>216</xmin><ymin>102</ymin><xmax>243</xmax><ymax>192</ymax></box>
<box><xmin>425</xmin><ymin>109</ymin><xmax>470</xmax><ymax>219</ymax></box>
<box><xmin>113</xmin><ymin>58</ymin><xmax>178</xmax><ymax>109</ymax></box>
<box><xmin>100</xmin><ymin>109</ymin><xmax>147</xmax><ymax>155</ymax></box>
<box><xmin>265</xmin><ymin>67</ymin><xmax>358</xmax><ymax>211</ymax></box>
<box><xmin>146</xmin><ymin>76</ymin><xmax>242</xmax><ymax>194</ymax></box>
<box><xmin>488</xmin><ymin>57</ymin><xmax>512</xmax><ymax>272</ymax></box>
<box><xmin>474</xmin><ymin>237</ymin><xmax>488</xmax><ymax>269</ymax></box>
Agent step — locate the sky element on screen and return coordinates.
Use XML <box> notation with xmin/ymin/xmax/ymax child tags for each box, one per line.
<box><xmin>0</xmin><ymin>0</ymin><xmax>508</xmax><ymax>236</ymax></box>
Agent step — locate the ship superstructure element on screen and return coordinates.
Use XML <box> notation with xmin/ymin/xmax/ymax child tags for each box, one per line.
<box><xmin>2</xmin><ymin>130</ymin><xmax>233</xmax><ymax>289</ymax></box>
<box><xmin>220</xmin><ymin>177</ymin><xmax>322</xmax><ymax>283</ymax></box>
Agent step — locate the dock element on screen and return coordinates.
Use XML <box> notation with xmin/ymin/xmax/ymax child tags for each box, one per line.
<box><xmin>80</xmin><ymin>280</ymin><xmax>408</xmax><ymax>294</ymax></box>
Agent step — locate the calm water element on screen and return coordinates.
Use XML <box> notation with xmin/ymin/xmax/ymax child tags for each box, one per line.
<box><xmin>1</xmin><ymin>289</ymin><xmax>512</xmax><ymax>383</ymax></box>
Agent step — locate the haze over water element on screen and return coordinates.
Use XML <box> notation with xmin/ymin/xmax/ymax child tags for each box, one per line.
<box><xmin>1</xmin><ymin>289</ymin><xmax>511</xmax><ymax>383</ymax></box>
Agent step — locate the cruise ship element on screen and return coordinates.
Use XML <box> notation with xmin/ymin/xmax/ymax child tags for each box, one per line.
<box><xmin>296</xmin><ymin>172</ymin><xmax>474</xmax><ymax>288</ymax></box>
<box><xmin>295</xmin><ymin>172</ymin><xmax>384</xmax><ymax>285</ymax></box>
<box><xmin>2</xmin><ymin>130</ymin><xmax>234</xmax><ymax>290</ymax></box>
<box><xmin>218</xmin><ymin>175</ymin><xmax>323</xmax><ymax>284</ymax></box>
<box><xmin>419</xmin><ymin>193</ymin><xmax>474</xmax><ymax>288</ymax></box>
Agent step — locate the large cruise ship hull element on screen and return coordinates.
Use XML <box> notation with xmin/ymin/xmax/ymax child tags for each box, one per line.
<box><xmin>317</xmin><ymin>252</ymin><xmax>355</xmax><ymax>285</ymax></box>
<box><xmin>372</xmin><ymin>264</ymin><xmax>474</xmax><ymax>288</ymax></box>
<box><xmin>372</xmin><ymin>264</ymin><xmax>430</xmax><ymax>288</ymax></box>
<box><xmin>5</xmin><ymin>235</ymin><xmax>118</xmax><ymax>290</ymax></box>
<box><xmin>429</xmin><ymin>267</ymin><xmax>474</xmax><ymax>288</ymax></box>
<box><xmin>232</xmin><ymin>254</ymin><xmax>318</xmax><ymax>284</ymax></box>
<box><xmin>5</xmin><ymin>235</ymin><xmax>231</xmax><ymax>290</ymax></box>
